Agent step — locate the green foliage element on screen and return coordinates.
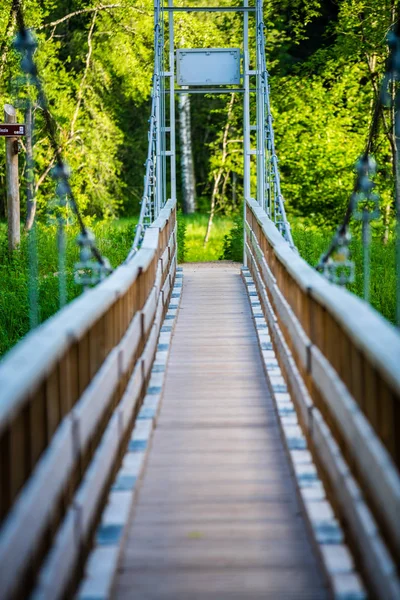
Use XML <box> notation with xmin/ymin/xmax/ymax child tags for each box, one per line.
<box><xmin>181</xmin><ymin>214</ymin><xmax>233</xmax><ymax>262</ymax></box>
<box><xmin>220</xmin><ymin>209</ymin><xmax>244</xmax><ymax>262</ymax></box>
<box><xmin>272</xmin><ymin>61</ymin><xmax>368</xmax><ymax>224</ymax></box>
<box><xmin>270</xmin><ymin>0</ymin><xmax>397</xmax><ymax>232</ymax></box>
<box><xmin>0</xmin><ymin>0</ymin><xmax>155</xmax><ymax>221</ymax></box>
<box><xmin>0</xmin><ymin>0</ymin><xmax>397</xmax><ymax>235</ymax></box>
<box><xmin>216</xmin><ymin>212</ymin><xmax>396</xmax><ymax>324</ymax></box>
<box><xmin>177</xmin><ymin>210</ymin><xmax>186</xmax><ymax>263</ymax></box>
<box><xmin>293</xmin><ymin>224</ymin><xmax>396</xmax><ymax>325</ymax></box>
<box><xmin>0</xmin><ymin>220</ymin><xmax>134</xmax><ymax>357</ymax></box>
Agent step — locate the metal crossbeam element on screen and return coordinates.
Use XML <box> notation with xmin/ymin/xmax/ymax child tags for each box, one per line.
<box><xmin>164</xmin><ymin>6</ymin><xmax>256</xmax><ymax>11</ymax></box>
<box><xmin>174</xmin><ymin>87</ymin><xmax>257</xmax><ymax>93</ymax></box>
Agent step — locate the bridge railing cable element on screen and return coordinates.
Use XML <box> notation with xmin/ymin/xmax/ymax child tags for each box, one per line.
<box><xmin>13</xmin><ymin>0</ymin><xmax>112</xmax><ymax>290</ymax></box>
<box><xmin>126</xmin><ymin>0</ymin><xmax>166</xmax><ymax>261</ymax></box>
<box><xmin>256</xmin><ymin>0</ymin><xmax>295</xmax><ymax>249</ymax></box>
<box><xmin>317</xmin><ymin>16</ymin><xmax>400</xmax><ymax>325</ymax></box>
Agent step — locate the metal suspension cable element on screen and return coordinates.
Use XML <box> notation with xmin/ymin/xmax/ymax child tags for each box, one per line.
<box><xmin>13</xmin><ymin>0</ymin><xmax>112</xmax><ymax>288</ymax></box>
<box><xmin>317</xmin><ymin>83</ymin><xmax>383</xmax><ymax>271</ymax></box>
<box><xmin>317</xmin><ymin>7</ymin><xmax>400</xmax><ymax>309</ymax></box>
<box><xmin>127</xmin><ymin>96</ymin><xmax>157</xmax><ymax>260</ymax></box>
<box><xmin>126</xmin><ymin>0</ymin><xmax>164</xmax><ymax>261</ymax></box>
<box><xmin>256</xmin><ymin>0</ymin><xmax>295</xmax><ymax>249</ymax></box>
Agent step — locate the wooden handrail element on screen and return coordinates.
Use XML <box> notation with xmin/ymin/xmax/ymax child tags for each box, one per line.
<box><xmin>0</xmin><ymin>200</ymin><xmax>177</xmax><ymax>599</ymax></box>
<box><xmin>245</xmin><ymin>198</ymin><xmax>400</xmax><ymax>598</ymax></box>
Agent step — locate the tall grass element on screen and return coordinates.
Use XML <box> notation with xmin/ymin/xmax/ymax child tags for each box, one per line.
<box><xmin>292</xmin><ymin>227</ymin><xmax>397</xmax><ymax>325</ymax></box>
<box><xmin>0</xmin><ymin>213</ymin><xmax>396</xmax><ymax>358</ymax></box>
<box><xmin>181</xmin><ymin>213</ymin><xmax>233</xmax><ymax>262</ymax></box>
<box><xmin>0</xmin><ymin>221</ymin><xmax>134</xmax><ymax>357</ymax></box>
<box><xmin>219</xmin><ymin>216</ymin><xmax>396</xmax><ymax>326</ymax></box>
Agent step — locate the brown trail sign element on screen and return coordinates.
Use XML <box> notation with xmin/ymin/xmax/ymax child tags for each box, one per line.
<box><xmin>0</xmin><ymin>123</ymin><xmax>25</xmax><ymax>137</ymax></box>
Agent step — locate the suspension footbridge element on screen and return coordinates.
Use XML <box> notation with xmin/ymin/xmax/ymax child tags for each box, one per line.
<box><xmin>1</xmin><ymin>2</ymin><xmax>400</xmax><ymax>599</ymax></box>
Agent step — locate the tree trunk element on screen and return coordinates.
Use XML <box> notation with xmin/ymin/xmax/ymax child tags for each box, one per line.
<box><xmin>4</xmin><ymin>104</ymin><xmax>20</xmax><ymax>251</ymax></box>
<box><xmin>178</xmin><ymin>88</ymin><xmax>196</xmax><ymax>213</ymax></box>
<box><xmin>204</xmin><ymin>94</ymin><xmax>235</xmax><ymax>245</ymax></box>
<box><xmin>232</xmin><ymin>171</ymin><xmax>237</xmax><ymax>205</ymax></box>
<box><xmin>24</xmin><ymin>103</ymin><xmax>37</xmax><ymax>231</ymax></box>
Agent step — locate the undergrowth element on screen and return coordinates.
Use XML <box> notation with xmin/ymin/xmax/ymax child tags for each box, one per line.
<box><xmin>219</xmin><ymin>216</ymin><xmax>396</xmax><ymax>325</ymax></box>
<box><xmin>180</xmin><ymin>213</ymin><xmax>233</xmax><ymax>262</ymax></box>
<box><xmin>0</xmin><ymin>221</ymin><xmax>134</xmax><ymax>357</ymax></box>
<box><xmin>0</xmin><ymin>212</ymin><xmax>396</xmax><ymax>359</ymax></box>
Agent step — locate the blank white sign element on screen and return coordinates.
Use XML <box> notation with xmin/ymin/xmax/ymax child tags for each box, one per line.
<box><xmin>176</xmin><ymin>48</ymin><xmax>241</xmax><ymax>86</ymax></box>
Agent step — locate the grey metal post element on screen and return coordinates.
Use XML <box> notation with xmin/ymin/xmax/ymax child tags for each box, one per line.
<box><xmin>4</xmin><ymin>104</ymin><xmax>20</xmax><ymax>251</ymax></box>
<box><xmin>155</xmin><ymin>3</ymin><xmax>162</xmax><ymax>217</ymax></box>
<box><xmin>243</xmin><ymin>0</ymin><xmax>250</xmax><ymax>265</ymax></box>
<box><xmin>169</xmin><ymin>0</ymin><xmax>177</xmax><ymax>203</ymax></box>
<box><xmin>256</xmin><ymin>0</ymin><xmax>265</xmax><ymax>211</ymax></box>
<box><xmin>161</xmin><ymin>5</ymin><xmax>167</xmax><ymax>210</ymax></box>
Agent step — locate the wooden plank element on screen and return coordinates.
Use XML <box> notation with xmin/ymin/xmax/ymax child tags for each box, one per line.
<box><xmin>29</xmin><ymin>383</ymin><xmax>47</xmax><ymax>470</ymax></box>
<box><xmin>34</xmin><ymin>511</ymin><xmax>78</xmax><ymax>600</ymax></box>
<box><xmin>119</xmin><ymin>313</ymin><xmax>142</xmax><ymax>375</ymax></box>
<box><xmin>75</xmin><ymin>412</ymin><xmax>120</xmax><ymax>538</ymax></box>
<box><xmin>114</xmin><ymin>264</ymin><xmax>327</xmax><ymax>600</ymax></box>
<box><xmin>73</xmin><ymin>348</ymin><xmax>120</xmax><ymax>454</ymax></box>
<box><xmin>46</xmin><ymin>367</ymin><xmax>60</xmax><ymax>440</ymax></box>
<box><xmin>118</xmin><ymin>362</ymin><xmax>143</xmax><ymax>432</ymax></box>
<box><xmin>10</xmin><ymin>408</ymin><xmax>29</xmax><ymax>504</ymax></box>
<box><xmin>310</xmin><ymin>346</ymin><xmax>400</xmax><ymax>558</ymax></box>
<box><xmin>312</xmin><ymin>409</ymin><xmax>400</xmax><ymax>599</ymax></box>
<box><xmin>142</xmin><ymin>286</ymin><xmax>157</xmax><ymax>335</ymax></box>
<box><xmin>246</xmin><ymin>199</ymin><xmax>400</xmax><ymax>401</ymax></box>
<box><xmin>0</xmin><ymin>417</ymin><xmax>74</xmax><ymax>599</ymax></box>
<box><xmin>142</xmin><ymin>323</ymin><xmax>160</xmax><ymax>379</ymax></box>
<box><xmin>115</xmin><ymin>567</ymin><xmax>327</xmax><ymax>600</ymax></box>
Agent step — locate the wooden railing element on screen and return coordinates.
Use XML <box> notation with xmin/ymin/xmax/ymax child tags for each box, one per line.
<box><xmin>245</xmin><ymin>198</ymin><xmax>400</xmax><ymax>599</ymax></box>
<box><xmin>0</xmin><ymin>199</ymin><xmax>177</xmax><ymax>599</ymax></box>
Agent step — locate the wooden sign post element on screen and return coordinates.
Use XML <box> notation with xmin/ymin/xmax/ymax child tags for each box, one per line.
<box><xmin>3</xmin><ymin>104</ymin><xmax>22</xmax><ymax>251</ymax></box>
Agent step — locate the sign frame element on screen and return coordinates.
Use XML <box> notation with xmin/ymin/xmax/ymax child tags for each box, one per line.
<box><xmin>176</xmin><ymin>48</ymin><xmax>241</xmax><ymax>86</ymax></box>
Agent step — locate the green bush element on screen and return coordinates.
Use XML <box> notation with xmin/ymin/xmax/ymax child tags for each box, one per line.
<box><xmin>292</xmin><ymin>227</ymin><xmax>396</xmax><ymax>325</ymax></box>
<box><xmin>219</xmin><ymin>213</ymin><xmax>395</xmax><ymax>325</ymax></box>
<box><xmin>177</xmin><ymin>211</ymin><xmax>186</xmax><ymax>263</ymax></box>
<box><xmin>180</xmin><ymin>214</ymin><xmax>233</xmax><ymax>262</ymax></box>
<box><xmin>220</xmin><ymin>210</ymin><xmax>243</xmax><ymax>262</ymax></box>
<box><xmin>0</xmin><ymin>221</ymin><xmax>134</xmax><ymax>358</ymax></box>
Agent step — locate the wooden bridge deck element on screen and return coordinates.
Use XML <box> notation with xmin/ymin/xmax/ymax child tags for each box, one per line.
<box><xmin>114</xmin><ymin>263</ymin><xmax>328</xmax><ymax>599</ymax></box>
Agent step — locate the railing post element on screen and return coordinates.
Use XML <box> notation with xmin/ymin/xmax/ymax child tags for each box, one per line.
<box><xmin>169</xmin><ymin>0</ymin><xmax>176</xmax><ymax>204</ymax></box>
<box><xmin>4</xmin><ymin>104</ymin><xmax>20</xmax><ymax>251</ymax></box>
<box><xmin>243</xmin><ymin>0</ymin><xmax>250</xmax><ymax>266</ymax></box>
<box><xmin>256</xmin><ymin>1</ymin><xmax>265</xmax><ymax>211</ymax></box>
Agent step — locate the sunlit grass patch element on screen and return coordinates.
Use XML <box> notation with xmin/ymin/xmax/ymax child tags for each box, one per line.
<box><xmin>181</xmin><ymin>213</ymin><xmax>234</xmax><ymax>262</ymax></box>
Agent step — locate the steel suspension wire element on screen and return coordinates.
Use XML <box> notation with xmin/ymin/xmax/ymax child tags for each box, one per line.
<box><xmin>317</xmin><ymin>9</ymin><xmax>400</xmax><ymax>318</ymax></box>
<box><xmin>256</xmin><ymin>0</ymin><xmax>295</xmax><ymax>249</ymax></box>
<box><xmin>126</xmin><ymin>0</ymin><xmax>165</xmax><ymax>261</ymax></box>
<box><xmin>316</xmin><ymin>93</ymin><xmax>382</xmax><ymax>284</ymax></box>
<box><xmin>13</xmin><ymin>0</ymin><xmax>112</xmax><ymax>292</ymax></box>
